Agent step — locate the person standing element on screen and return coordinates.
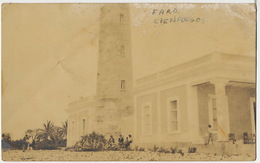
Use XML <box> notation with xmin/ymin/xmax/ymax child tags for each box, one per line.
<box><xmin>207</xmin><ymin>125</ymin><xmax>214</xmax><ymax>144</ymax></box>
<box><xmin>28</xmin><ymin>136</ymin><xmax>34</xmax><ymax>150</ymax></box>
<box><xmin>128</xmin><ymin>135</ymin><xmax>133</xmax><ymax>144</ymax></box>
<box><xmin>118</xmin><ymin>135</ymin><xmax>124</xmax><ymax>147</ymax></box>
<box><xmin>22</xmin><ymin>135</ymin><xmax>29</xmax><ymax>152</ymax></box>
<box><xmin>125</xmin><ymin>137</ymin><xmax>129</xmax><ymax>149</ymax></box>
<box><xmin>125</xmin><ymin>135</ymin><xmax>133</xmax><ymax>150</ymax></box>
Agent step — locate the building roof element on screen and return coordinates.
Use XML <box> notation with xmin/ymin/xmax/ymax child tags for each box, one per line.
<box><xmin>135</xmin><ymin>52</ymin><xmax>255</xmax><ymax>93</ymax></box>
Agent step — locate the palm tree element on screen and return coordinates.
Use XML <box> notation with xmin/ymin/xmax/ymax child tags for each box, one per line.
<box><xmin>28</xmin><ymin>120</ymin><xmax>68</xmax><ymax>149</ymax></box>
<box><xmin>35</xmin><ymin>120</ymin><xmax>57</xmax><ymax>149</ymax></box>
<box><xmin>55</xmin><ymin>121</ymin><xmax>68</xmax><ymax>147</ymax></box>
<box><xmin>38</xmin><ymin>120</ymin><xmax>54</xmax><ymax>140</ymax></box>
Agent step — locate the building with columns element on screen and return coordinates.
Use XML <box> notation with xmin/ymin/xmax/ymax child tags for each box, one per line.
<box><xmin>134</xmin><ymin>53</ymin><xmax>255</xmax><ymax>146</ymax></box>
<box><xmin>66</xmin><ymin>4</ymin><xmax>134</xmax><ymax>147</ymax></box>
<box><xmin>65</xmin><ymin>4</ymin><xmax>255</xmax><ymax>147</ymax></box>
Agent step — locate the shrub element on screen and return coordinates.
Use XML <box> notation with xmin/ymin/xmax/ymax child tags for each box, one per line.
<box><xmin>151</xmin><ymin>145</ymin><xmax>159</xmax><ymax>152</ymax></box>
<box><xmin>34</xmin><ymin>139</ymin><xmax>57</xmax><ymax>150</ymax></box>
<box><xmin>139</xmin><ymin>147</ymin><xmax>145</xmax><ymax>151</ymax></box>
<box><xmin>158</xmin><ymin>147</ymin><xmax>170</xmax><ymax>153</ymax></box>
<box><xmin>2</xmin><ymin>134</ymin><xmax>24</xmax><ymax>150</ymax></box>
<box><xmin>77</xmin><ymin>132</ymin><xmax>107</xmax><ymax>151</ymax></box>
<box><xmin>10</xmin><ymin>139</ymin><xmax>24</xmax><ymax>150</ymax></box>
<box><xmin>134</xmin><ymin>145</ymin><xmax>145</xmax><ymax>151</ymax></box>
<box><xmin>177</xmin><ymin>149</ymin><xmax>184</xmax><ymax>156</ymax></box>
<box><xmin>2</xmin><ymin>134</ymin><xmax>12</xmax><ymax>150</ymax></box>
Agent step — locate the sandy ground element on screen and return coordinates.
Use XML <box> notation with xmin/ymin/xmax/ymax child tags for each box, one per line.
<box><xmin>2</xmin><ymin>150</ymin><xmax>255</xmax><ymax>161</ymax></box>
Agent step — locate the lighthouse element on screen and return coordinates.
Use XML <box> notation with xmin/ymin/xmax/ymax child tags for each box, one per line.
<box><xmin>66</xmin><ymin>4</ymin><xmax>134</xmax><ymax>146</ymax></box>
<box><xmin>96</xmin><ymin>3</ymin><xmax>134</xmax><ymax>136</ymax></box>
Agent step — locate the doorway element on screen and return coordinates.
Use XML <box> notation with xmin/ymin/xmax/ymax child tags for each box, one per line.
<box><xmin>250</xmin><ymin>98</ymin><xmax>256</xmax><ymax>134</ymax></box>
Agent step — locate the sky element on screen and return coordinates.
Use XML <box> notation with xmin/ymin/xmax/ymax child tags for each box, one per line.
<box><xmin>2</xmin><ymin>3</ymin><xmax>256</xmax><ymax>139</ymax></box>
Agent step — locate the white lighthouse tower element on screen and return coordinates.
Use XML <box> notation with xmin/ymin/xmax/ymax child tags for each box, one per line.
<box><xmin>66</xmin><ymin>4</ymin><xmax>134</xmax><ymax>146</ymax></box>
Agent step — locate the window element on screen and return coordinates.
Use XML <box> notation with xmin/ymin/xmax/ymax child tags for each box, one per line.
<box><xmin>97</xmin><ymin>116</ymin><xmax>103</xmax><ymax>123</ymax></box>
<box><xmin>120</xmin><ymin>46</ymin><xmax>125</xmax><ymax>56</ymax></box>
<box><xmin>250</xmin><ymin>97</ymin><xmax>256</xmax><ymax>134</ymax></box>
<box><xmin>142</xmin><ymin>103</ymin><xmax>152</xmax><ymax>135</ymax></box>
<box><xmin>82</xmin><ymin>119</ymin><xmax>86</xmax><ymax>136</ymax></box>
<box><xmin>167</xmin><ymin>97</ymin><xmax>180</xmax><ymax>133</ymax></box>
<box><xmin>121</xmin><ymin>80</ymin><xmax>126</xmax><ymax>90</ymax></box>
<box><xmin>208</xmin><ymin>95</ymin><xmax>218</xmax><ymax>131</ymax></box>
<box><xmin>71</xmin><ymin>121</ymin><xmax>75</xmax><ymax>138</ymax></box>
<box><xmin>120</xmin><ymin>14</ymin><xmax>124</xmax><ymax>23</ymax></box>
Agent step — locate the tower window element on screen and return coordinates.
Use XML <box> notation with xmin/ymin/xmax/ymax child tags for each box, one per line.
<box><xmin>120</xmin><ymin>14</ymin><xmax>124</xmax><ymax>23</ymax></box>
<box><xmin>97</xmin><ymin>116</ymin><xmax>103</xmax><ymax>123</ymax></box>
<box><xmin>120</xmin><ymin>46</ymin><xmax>125</xmax><ymax>56</ymax></box>
<box><xmin>121</xmin><ymin>80</ymin><xmax>126</xmax><ymax>90</ymax></box>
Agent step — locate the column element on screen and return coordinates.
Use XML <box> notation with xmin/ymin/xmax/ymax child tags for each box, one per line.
<box><xmin>211</xmin><ymin>78</ymin><xmax>230</xmax><ymax>141</ymax></box>
<box><xmin>66</xmin><ymin>117</ymin><xmax>71</xmax><ymax>147</ymax></box>
<box><xmin>187</xmin><ymin>84</ymin><xmax>203</xmax><ymax>144</ymax></box>
<box><xmin>133</xmin><ymin>96</ymin><xmax>138</xmax><ymax>143</ymax></box>
<box><xmin>77</xmin><ymin>113</ymin><xmax>80</xmax><ymax>141</ymax></box>
<box><xmin>157</xmin><ymin>91</ymin><xmax>162</xmax><ymax>144</ymax></box>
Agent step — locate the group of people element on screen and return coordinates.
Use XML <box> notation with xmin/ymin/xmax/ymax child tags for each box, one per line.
<box><xmin>107</xmin><ymin>134</ymin><xmax>133</xmax><ymax>150</ymax></box>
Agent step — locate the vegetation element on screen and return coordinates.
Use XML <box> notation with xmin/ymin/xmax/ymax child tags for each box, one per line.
<box><xmin>2</xmin><ymin>121</ymin><xmax>195</xmax><ymax>156</ymax></box>
<box><xmin>134</xmin><ymin>145</ymin><xmax>145</xmax><ymax>151</ymax></box>
<box><xmin>74</xmin><ymin>132</ymin><xmax>107</xmax><ymax>151</ymax></box>
<box><xmin>2</xmin><ymin>120</ymin><xmax>68</xmax><ymax>150</ymax></box>
<box><xmin>72</xmin><ymin>132</ymin><xmax>137</xmax><ymax>152</ymax></box>
<box><xmin>2</xmin><ymin>133</ymin><xmax>12</xmax><ymax>149</ymax></box>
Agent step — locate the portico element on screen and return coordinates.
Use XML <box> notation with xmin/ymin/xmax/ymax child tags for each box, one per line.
<box><xmin>195</xmin><ymin>78</ymin><xmax>255</xmax><ymax>142</ymax></box>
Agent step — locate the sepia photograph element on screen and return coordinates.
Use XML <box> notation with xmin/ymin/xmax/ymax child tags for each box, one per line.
<box><xmin>1</xmin><ymin>2</ymin><xmax>256</xmax><ymax>161</ymax></box>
